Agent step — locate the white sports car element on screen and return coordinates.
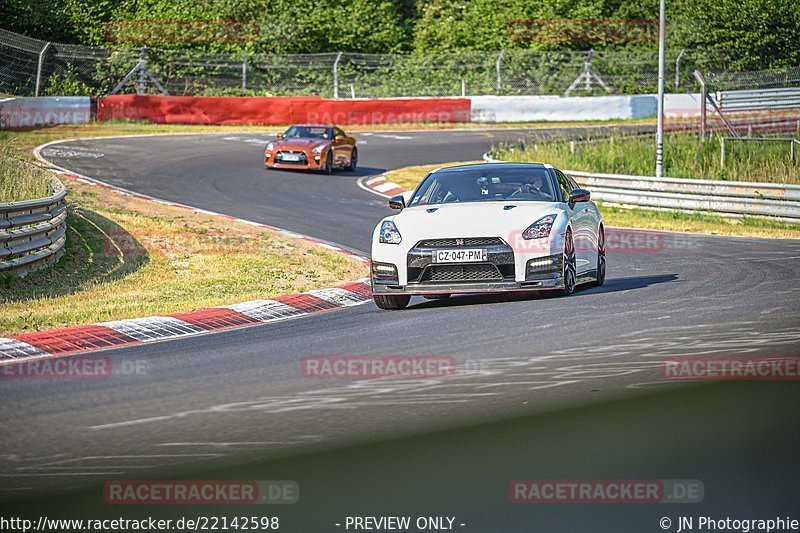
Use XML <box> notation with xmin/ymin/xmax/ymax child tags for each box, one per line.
<box><xmin>370</xmin><ymin>162</ymin><xmax>606</xmax><ymax>310</ymax></box>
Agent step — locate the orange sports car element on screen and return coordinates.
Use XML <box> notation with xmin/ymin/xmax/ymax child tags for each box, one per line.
<box><xmin>264</xmin><ymin>124</ymin><xmax>357</xmax><ymax>174</ymax></box>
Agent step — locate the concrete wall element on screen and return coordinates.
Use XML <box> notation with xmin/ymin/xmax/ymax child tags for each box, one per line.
<box><xmin>663</xmin><ymin>93</ymin><xmax>703</xmax><ymax>118</ymax></box>
<box><xmin>471</xmin><ymin>95</ymin><xmax>658</xmax><ymax>122</ymax></box>
<box><xmin>0</xmin><ymin>97</ymin><xmax>91</xmax><ymax>129</ymax></box>
<box><xmin>0</xmin><ymin>93</ymin><xmax>703</xmax><ymax>128</ymax></box>
<box><xmin>471</xmin><ymin>93</ymin><xmax>703</xmax><ymax>122</ymax></box>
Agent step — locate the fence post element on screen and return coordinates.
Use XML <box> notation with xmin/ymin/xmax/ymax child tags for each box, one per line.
<box><xmin>138</xmin><ymin>46</ymin><xmax>147</xmax><ymax>95</ymax></box>
<box><xmin>496</xmin><ymin>49</ymin><xmax>505</xmax><ymax>93</ymax></box>
<box><xmin>720</xmin><ymin>137</ymin><xmax>725</xmax><ymax>167</ymax></box>
<box><xmin>242</xmin><ymin>54</ymin><xmax>248</xmax><ymax>94</ymax></box>
<box><xmin>333</xmin><ymin>52</ymin><xmax>342</xmax><ymax>98</ymax></box>
<box><xmin>35</xmin><ymin>42</ymin><xmax>51</xmax><ymax>97</ymax></box>
<box><xmin>693</xmin><ymin>70</ymin><xmax>707</xmax><ymax>141</ymax></box>
<box><xmin>674</xmin><ymin>49</ymin><xmax>685</xmax><ymax>90</ymax></box>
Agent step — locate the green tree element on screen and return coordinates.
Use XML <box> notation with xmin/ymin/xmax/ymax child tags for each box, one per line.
<box><xmin>670</xmin><ymin>0</ymin><xmax>800</xmax><ymax>69</ymax></box>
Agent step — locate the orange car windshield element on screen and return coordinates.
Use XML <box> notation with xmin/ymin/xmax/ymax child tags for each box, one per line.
<box><xmin>284</xmin><ymin>126</ymin><xmax>332</xmax><ymax>139</ymax></box>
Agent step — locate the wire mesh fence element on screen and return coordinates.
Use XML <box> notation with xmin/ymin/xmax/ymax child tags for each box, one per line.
<box><xmin>0</xmin><ymin>28</ymin><xmax>786</xmax><ymax>99</ymax></box>
<box><xmin>706</xmin><ymin>65</ymin><xmax>800</xmax><ymax>92</ymax></box>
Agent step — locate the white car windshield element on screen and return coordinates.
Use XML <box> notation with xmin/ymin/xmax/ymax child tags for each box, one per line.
<box><xmin>408</xmin><ymin>167</ymin><xmax>556</xmax><ymax>206</ymax></box>
<box><xmin>283</xmin><ymin>126</ymin><xmax>332</xmax><ymax>139</ymax></box>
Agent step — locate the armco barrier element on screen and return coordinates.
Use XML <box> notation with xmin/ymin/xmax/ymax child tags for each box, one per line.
<box><xmin>483</xmin><ymin>153</ymin><xmax>800</xmax><ymax>223</ymax></box>
<box><xmin>0</xmin><ymin>162</ymin><xmax>68</xmax><ymax>276</ymax></box>
<box><xmin>469</xmin><ymin>94</ymin><xmax>705</xmax><ymax>122</ymax></box>
<box><xmin>470</xmin><ymin>95</ymin><xmax>658</xmax><ymax>122</ymax></box>
<box><xmin>97</xmin><ymin>95</ymin><xmax>471</xmax><ymax>125</ymax></box>
<box><xmin>0</xmin><ymin>97</ymin><xmax>91</xmax><ymax>129</ymax></box>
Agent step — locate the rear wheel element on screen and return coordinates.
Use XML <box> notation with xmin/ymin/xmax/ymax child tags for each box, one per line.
<box><xmin>559</xmin><ymin>229</ymin><xmax>577</xmax><ymax>296</ymax></box>
<box><xmin>373</xmin><ymin>294</ymin><xmax>410</xmax><ymax>310</ymax></box>
<box><xmin>594</xmin><ymin>225</ymin><xmax>606</xmax><ymax>286</ymax></box>
<box><xmin>346</xmin><ymin>148</ymin><xmax>358</xmax><ymax>171</ymax></box>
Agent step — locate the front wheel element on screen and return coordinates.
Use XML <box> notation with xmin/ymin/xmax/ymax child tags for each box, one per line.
<box><xmin>346</xmin><ymin>148</ymin><xmax>358</xmax><ymax>171</ymax></box>
<box><xmin>323</xmin><ymin>151</ymin><xmax>333</xmax><ymax>175</ymax></box>
<box><xmin>559</xmin><ymin>229</ymin><xmax>577</xmax><ymax>296</ymax></box>
<box><xmin>594</xmin><ymin>226</ymin><xmax>606</xmax><ymax>286</ymax></box>
<box><xmin>373</xmin><ymin>294</ymin><xmax>410</xmax><ymax>310</ymax></box>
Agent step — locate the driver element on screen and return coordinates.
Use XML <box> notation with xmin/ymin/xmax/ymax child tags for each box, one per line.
<box><xmin>528</xmin><ymin>174</ymin><xmax>554</xmax><ymax>200</ymax></box>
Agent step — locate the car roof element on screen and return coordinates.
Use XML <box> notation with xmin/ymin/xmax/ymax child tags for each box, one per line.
<box><xmin>289</xmin><ymin>124</ymin><xmax>335</xmax><ymax>128</ymax></box>
<box><xmin>433</xmin><ymin>162</ymin><xmax>550</xmax><ymax>173</ymax></box>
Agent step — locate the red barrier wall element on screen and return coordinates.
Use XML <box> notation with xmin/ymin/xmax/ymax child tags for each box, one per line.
<box><xmin>97</xmin><ymin>95</ymin><xmax>471</xmax><ymax>125</ymax></box>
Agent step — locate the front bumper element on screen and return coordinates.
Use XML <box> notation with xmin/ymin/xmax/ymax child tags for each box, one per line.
<box><xmin>371</xmin><ymin>278</ymin><xmax>564</xmax><ymax>296</ymax></box>
<box><xmin>264</xmin><ymin>149</ymin><xmax>325</xmax><ymax>170</ymax></box>
<box><xmin>371</xmin><ymin>237</ymin><xmax>567</xmax><ymax>295</ymax></box>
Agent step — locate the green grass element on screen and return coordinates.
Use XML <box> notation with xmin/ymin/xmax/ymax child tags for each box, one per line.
<box><xmin>0</xmin><ymin>148</ymin><xmax>54</xmax><ymax>202</ymax></box>
<box><xmin>0</xmin><ymin>177</ymin><xmax>367</xmax><ymax>335</ymax></box>
<box><xmin>495</xmin><ymin>132</ymin><xmax>800</xmax><ymax>184</ymax></box>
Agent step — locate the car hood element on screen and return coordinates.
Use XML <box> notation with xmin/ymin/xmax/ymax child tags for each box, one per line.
<box><xmin>391</xmin><ymin>201</ymin><xmax>564</xmax><ymax>241</ymax></box>
<box><xmin>274</xmin><ymin>138</ymin><xmax>328</xmax><ymax>150</ymax></box>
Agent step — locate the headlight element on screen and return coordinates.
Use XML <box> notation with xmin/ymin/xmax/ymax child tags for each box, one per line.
<box><xmin>522</xmin><ymin>214</ymin><xmax>557</xmax><ymax>240</ymax></box>
<box><xmin>379</xmin><ymin>221</ymin><xmax>402</xmax><ymax>244</ymax></box>
<box><xmin>312</xmin><ymin>144</ymin><xmax>325</xmax><ymax>154</ymax></box>
<box><xmin>266</xmin><ymin>142</ymin><xmax>274</xmax><ymax>151</ymax></box>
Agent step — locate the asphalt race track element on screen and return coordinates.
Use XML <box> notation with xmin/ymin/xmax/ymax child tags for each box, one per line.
<box><xmin>3</xmin><ymin>128</ymin><xmax>800</xmax><ymax>531</ymax></box>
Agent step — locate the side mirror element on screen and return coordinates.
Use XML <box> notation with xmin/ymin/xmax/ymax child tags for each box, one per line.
<box><xmin>277</xmin><ymin>133</ymin><xmax>284</xmax><ymax>140</ymax></box>
<box><xmin>335</xmin><ymin>134</ymin><xmax>345</xmax><ymax>142</ymax></box>
<box><xmin>389</xmin><ymin>195</ymin><xmax>405</xmax><ymax>210</ymax></box>
<box><xmin>569</xmin><ymin>188</ymin><xmax>591</xmax><ymax>203</ymax></box>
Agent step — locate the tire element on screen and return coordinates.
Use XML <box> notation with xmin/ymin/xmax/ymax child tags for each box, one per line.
<box><xmin>323</xmin><ymin>151</ymin><xmax>333</xmax><ymax>175</ymax></box>
<box><xmin>594</xmin><ymin>225</ymin><xmax>606</xmax><ymax>286</ymax></box>
<box><xmin>373</xmin><ymin>294</ymin><xmax>411</xmax><ymax>310</ymax></box>
<box><xmin>423</xmin><ymin>294</ymin><xmax>451</xmax><ymax>300</ymax></box>
<box><xmin>559</xmin><ymin>228</ymin><xmax>577</xmax><ymax>296</ymax></box>
<box><xmin>346</xmin><ymin>148</ymin><xmax>358</xmax><ymax>171</ymax></box>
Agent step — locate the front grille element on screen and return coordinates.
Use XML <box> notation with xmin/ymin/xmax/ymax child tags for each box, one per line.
<box><xmin>276</xmin><ymin>151</ymin><xmax>308</xmax><ymax>165</ymax></box>
<box><xmin>416</xmin><ymin>237</ymin><xmax>505</xmax><ymax>248</ymax></box>
<box><xmin>420</xmin><ymin>264</ymin><xmax>503</xmax><ymax>283</ymax></box>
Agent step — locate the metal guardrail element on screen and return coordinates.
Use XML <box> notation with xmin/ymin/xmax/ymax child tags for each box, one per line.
<box><xmin>0</xmin><ymin>164</ymin><xmax>68</xmax><ymax>276</ymax></box>
<box><xmin>716</xmin><ymin>87</ymin><xmax>800</xmax><ymax>112</ymax></box>
<box><xmin>483</xmin><ymin>152</ymin><xmax>800</xmax><ymax>223</ymax></box>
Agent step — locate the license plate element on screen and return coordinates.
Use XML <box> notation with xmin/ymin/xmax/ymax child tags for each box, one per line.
<box><xmin>432</xmin><ymin>249</ymin><xmax>487</xmax><ymax>263</ymax></box>
<box><xmin>281</xmin><ymin>153</ymin><xmax>301</xmax><ymax>161</ymax></box>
